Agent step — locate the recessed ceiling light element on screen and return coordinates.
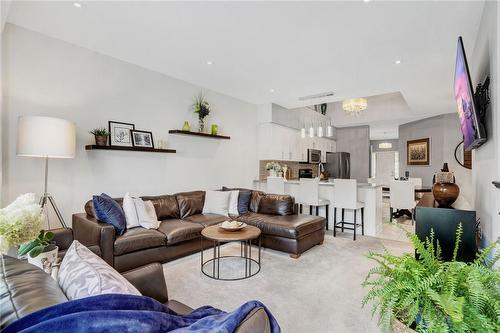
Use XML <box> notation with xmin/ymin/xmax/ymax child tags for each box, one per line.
<box><xmin>73</xmin><ymin>2</ymin><xmax>82</xmax><ymax>8</ymax></box>
<box><xmin>363</xmin><ymin>0</ymin><xmax>372</xmax><ymax>2</ymax></box>
<box><xmin>270</xmin><ymin>89</ymin><xmax>275</xmax><ymax>93</ymax></box>
<box><xmin>206</xmin><ymin>61</ymin><xmax>213</xmax><ymax>65</ymax></box>
<box><xmin>395</xmin><ymin>60</ymin><xmax>401</xmax><ymax>64</ymax></box>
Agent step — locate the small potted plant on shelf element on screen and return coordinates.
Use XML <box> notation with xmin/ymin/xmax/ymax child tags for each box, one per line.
<box><xmin>266</xmin><ymin>162</ymin><xmax>282</xmax><ymax>177</ymax></box>
<box><xmin>90</xmin><ymin>127</ymin><xmax>110</xmax><ymax>146</ymax></box>
<box><xmin>362</xmin><ymin>225</ymin><xmax>499</xmax><ymax>333</ymax></box>
<box><xmin>193</xmin><ymin>92</ymin><xmax>211</xmax><ymax>133</ymax></box>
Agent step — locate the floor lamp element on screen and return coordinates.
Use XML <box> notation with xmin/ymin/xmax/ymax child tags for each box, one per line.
<box><xmin>17</xmin><ymin>116</ymin><xmax>76</xmax><ymax>229</ymax></box>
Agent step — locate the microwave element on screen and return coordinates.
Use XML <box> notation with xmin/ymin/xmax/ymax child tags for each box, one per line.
<box><xmin>307</xmin><ymin>149</ymin><xmax>321</xmax><ymax>164</ymax></box>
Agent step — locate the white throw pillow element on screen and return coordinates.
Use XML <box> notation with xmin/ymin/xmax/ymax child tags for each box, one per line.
<box><xmin>123</xmin><ymin>192</ymin><xmax>140</xmax><ymax>229</ymax></box>
<box><xmin>202</xmin><ymin>190</ymin><xmax>231</xmax><ymax>216</ymax></box>
<box><xmin>228</xmin><ymin>190</ymin><xmax>240</xmax><ymax>216</ymax></box>
<box><xmin>135</xmin><ymin>198</ymin><xmax>160</xmax><ymax>229</ymax></box>
<box><xmin>58</xmin><ymin>240</ymin><xmax>141</xmax><ymax>300</ymax></box>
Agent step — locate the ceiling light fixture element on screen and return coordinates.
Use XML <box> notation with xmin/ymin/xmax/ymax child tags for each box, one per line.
<box><xmin>395</xmin><ymin>60</ymin><xmax>401</xmax><ymax>64</ymax></box>
<box><xmin>327</xmin><ymin>125</ymin><xmax>333</xmax><ymax>137</ymax></box>
<box><xmin>363</xmin><ymin>0</ymin><xmax>372</xmax><ymax>3</ymax></box>
<box><xmin>342</xmin><ymin>98</ymin><xmax>368</xmax><ymax>116</ymax></box>
<box><xmin>206</xmin><ymin>61</ymin><xmax>213</xmax><ymax>65</ymax></box>
<box><xmin>73</xmin><ymin>2</ymin><xmax>82</xmax><ymax>8</ymax></box>
<box><xmin>270</xmin><ymin>89</ymin><xmax>275</xmax><ymax>93</ymax></box>
<box><xmin>378</xmin><ymin>142</ymin><xmax>393</xmax><ymax>149</ymax></box>
<box><xmin>309</xmin><ymin>125</ymin><xmax>314</xmax><ymax>138</ymax></box>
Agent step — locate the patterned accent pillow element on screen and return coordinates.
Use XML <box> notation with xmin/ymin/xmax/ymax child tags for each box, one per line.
<box><xmin>58</xmin><ymin>240</ymin><xmax>141</xmax><ymax>300</ymax></box>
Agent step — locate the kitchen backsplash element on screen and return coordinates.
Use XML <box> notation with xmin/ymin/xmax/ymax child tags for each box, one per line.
<box><xmin>259</xmin><ymin>160</ymin><xmax>319</xmax><ymax>180</ymax></box>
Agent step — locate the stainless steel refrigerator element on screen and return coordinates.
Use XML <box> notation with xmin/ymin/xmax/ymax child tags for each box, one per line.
<box><xmin>325</xmin><ymin>152</ymin><xmax>350</xmax><ymax>179</ymax></box>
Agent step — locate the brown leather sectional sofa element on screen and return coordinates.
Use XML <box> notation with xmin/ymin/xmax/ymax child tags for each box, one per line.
<box><xmin>73</xmin><ymin>189</ymin><xmax>326</xmax><ymax>272</ymax></box>
<box><xmin>0</xmin><ymin>255</ymin><xmax>271</xmax><ymax>332</ymax></box>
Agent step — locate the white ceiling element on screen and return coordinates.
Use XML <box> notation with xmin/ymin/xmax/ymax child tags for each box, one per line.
<box><xmin>6</xmin><ymin>1</ymin><xmax>484</xmax><ymax>135</ymax></box>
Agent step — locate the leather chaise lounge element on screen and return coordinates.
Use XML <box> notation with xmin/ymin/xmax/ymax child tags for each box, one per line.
<box><xmin>73</xmin><ymin>189</ymin><xmax>326</xmax><ymax>272</ymax></box>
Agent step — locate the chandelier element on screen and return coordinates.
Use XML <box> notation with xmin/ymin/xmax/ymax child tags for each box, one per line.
<box><xmin>342</xmin><ymin>98</ymin><xmax>367</xmax><ymax>115</ymax></box>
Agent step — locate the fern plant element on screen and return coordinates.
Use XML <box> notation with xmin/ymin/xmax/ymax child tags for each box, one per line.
<box><xmin>362</xmin><ymin>224</ymin><xmax>500</xmax><ymax>333</ymax></box>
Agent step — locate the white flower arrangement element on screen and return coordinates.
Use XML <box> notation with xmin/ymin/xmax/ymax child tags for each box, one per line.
<box><xmin>0</xmin><ymin>193</ymin><xmax>43</xmax><ymax>252</ymax></box>
<box><xmin>265</xmin><ymin>162</ymin><xmax>282</xmax><ymax>172</ymax></box>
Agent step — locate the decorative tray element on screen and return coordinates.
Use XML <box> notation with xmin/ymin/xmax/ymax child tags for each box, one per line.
<box><xmin>219</xmin><ymin>221</ymin><xmax>247</xmax><ymax>231</ymax></box>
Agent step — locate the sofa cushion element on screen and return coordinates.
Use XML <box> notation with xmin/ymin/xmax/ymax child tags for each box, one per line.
<box><xmin>176</xmin><ymin>191</ymin><xmax>205</xmax><ymax>218</ymax></box>
<box><xmin>222</xmin><ymin>187</ymin><xmax>252</xmax><ymax>214</ymax></box>
<box><xmin>157</xmin><ymin>219</ymin><xmax>203</xmax><ymax>245</ymax></box>
<box><xmin>92</xmin><ymin>194</ymin><xmax>127</xmax><ymax>235</ymax></box>
<box><xmin>0</xmin><ymin>255</ymin><xmax>68</xmax><ymax>329</ymax></box>
<box><xmin>237</xmin><ymin>213</ymin><xmax>325</xmax><ymax>239</ymax></box>
<box><xmin>257</xmin><ymin>194</ymin><xmax>295</xmax><ymax>216</ymax></box>
<box><xmin>142</xmin><ymin>195</ymin><xmax>180</xmax><ymax>219</ymax></box>
<box><xmin>249</xmin><ymin>191</ymin><xmax>266</xmax><ymax>213</ymax></box>
<box><xmin>184</xmin><ymin>213</ymin><xmax>228</xmax><ymax>227</ymax></box>
<box><xmin>114</xmin><ymin>228</ymin><xmax>166</xmax><ymax>255</ymax></box>
<box><xmin>58</xmin><ymin>241</ymin><xmax>141</xmax><ymax>300</ymax></box>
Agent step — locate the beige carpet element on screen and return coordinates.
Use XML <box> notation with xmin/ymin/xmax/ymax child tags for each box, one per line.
<box><xmin>163</xmin><ymin>234</ymin><xmax>412</xmax><ymax>333</ymax></box>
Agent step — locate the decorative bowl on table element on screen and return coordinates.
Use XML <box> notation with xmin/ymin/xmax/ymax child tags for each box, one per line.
<box><xmin>219</xmin><ymin>220</ymin><xmax>247</xmax><ymax>231</ymax></box>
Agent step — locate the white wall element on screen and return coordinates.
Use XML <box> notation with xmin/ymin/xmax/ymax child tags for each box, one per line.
<box><xmin>398</xmin><ymin>113</ymin><xmax>472</xmax><ymax>205</ymax></box>
<box><xmin>469</xmin><ymin>0</ymin><xmax>499</xmax><ymax>247</ymax></box>
<box><xmin>2</xmin><ymin>24</ymin><xmax>258</xmax><ymax>225</ymax></box>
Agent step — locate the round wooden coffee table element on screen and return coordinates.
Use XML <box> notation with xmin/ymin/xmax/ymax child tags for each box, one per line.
<box><xmin>200</xmin><ymin>225</ymin><xmax>261</xmax><ymax>281</ymax></box>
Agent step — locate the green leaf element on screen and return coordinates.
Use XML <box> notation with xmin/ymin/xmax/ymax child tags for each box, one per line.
<box><xmin>29</xmin><ymin>245</ymin><xmax>45</xmax><ymax>258</ymax></box>
<box><xmin>18</xmin><ymin>241</ymin><xmax>37</xmax><ymax>256</ymax></box>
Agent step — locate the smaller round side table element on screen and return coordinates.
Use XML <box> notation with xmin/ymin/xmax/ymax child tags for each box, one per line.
<box><xmin>200</xmin><ymin>225</ymin><xmax>261</xmax><ymax>281</ymax></box>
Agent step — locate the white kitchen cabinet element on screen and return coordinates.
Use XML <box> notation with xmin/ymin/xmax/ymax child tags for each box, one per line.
<box><xmin>258</xmin><ymin>123</ymin><xmax>336</xmax><ymax>162</ymax></box>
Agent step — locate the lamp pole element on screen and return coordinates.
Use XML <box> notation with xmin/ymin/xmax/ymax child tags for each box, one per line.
<box><xmin>38</xmin><ymin>156</ymin><xmax>68</xmax><ymax>229</ymax></box>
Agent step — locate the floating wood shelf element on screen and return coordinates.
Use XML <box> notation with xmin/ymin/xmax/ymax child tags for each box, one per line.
<box><xmin>85</xmin><ymin>145</ymin><xmax>176</xmax><ymax>153</ymax></box>
<box><xmin>168</xmin><ymin>130</ymin><xmax>230</xmax><ymax>140</ymax></box>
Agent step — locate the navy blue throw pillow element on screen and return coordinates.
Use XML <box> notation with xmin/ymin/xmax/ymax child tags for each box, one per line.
<box><xmin>222</xmin><ymin>187</ymin><xmax>252</xmax><ymax>215</ymax></box>
<box><xmin>92</xmin><ymin>193</ymin><xmax>126</xmax><ymax>235</ymax></box>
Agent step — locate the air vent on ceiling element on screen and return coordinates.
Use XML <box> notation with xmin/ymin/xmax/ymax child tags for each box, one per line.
<box><xmin>298</xmin><ymin>91</ymin><xmax>334</xmax><ymax>101</ymax></box>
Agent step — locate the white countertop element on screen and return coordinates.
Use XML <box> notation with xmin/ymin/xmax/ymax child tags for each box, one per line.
<box><xmin>253</xmin><ymin>179</ymin><xmax>383</xmax><ymax>189</ymax></box>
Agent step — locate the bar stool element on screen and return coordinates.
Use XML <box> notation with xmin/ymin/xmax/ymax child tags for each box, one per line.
<box><xmin>266</xmin><ymin>176</ymin><xmax>284</xmax><ymax>194</ymax></box>
<box><xmin>332</xmin><ymin>179</ymin><xmax>364</xmax><ymax>240</ymax></box>
<box><xmin>297</xmin><ymin>178</ymin><xmax>330</xmax><ymax>229</ymax></box>
<box><xmin>389</xmin><ymin>180</ymin><xmax>416</xmax><ymax>224</ymax></box>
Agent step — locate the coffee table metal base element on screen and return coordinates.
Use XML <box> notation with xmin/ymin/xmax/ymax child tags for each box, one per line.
<box><xmin>201</xmin><ymin>238</ymin><xmax>261</xmax><ymax>281</ymax></box>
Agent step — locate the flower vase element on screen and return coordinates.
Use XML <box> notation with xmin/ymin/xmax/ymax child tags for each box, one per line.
<box><xmin>269</xmin><ymin>170</ymin><xmax>277</xmax><ymax>177</ymax></box>
<box><xmin>198</xmin><ymin>118</ymin><xmax>205</xmax><ymax>133</ymax></box>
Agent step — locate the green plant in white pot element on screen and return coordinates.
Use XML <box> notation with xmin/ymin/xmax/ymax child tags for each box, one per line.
<box><xmin>266</xmin><ymin>162</ymin><xmax>282</xmax><ymax>177</ymax></box>
<box><xmin>0</xmin><ymin>193</ymin><xmax>57</xmax><ymax>269</ymax></box>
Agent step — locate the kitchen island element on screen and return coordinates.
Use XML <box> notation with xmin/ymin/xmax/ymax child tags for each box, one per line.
<box><xmin>253</xmin><ymin>179</ymin><xmax>384</xmax><ymax>237</ymax></box>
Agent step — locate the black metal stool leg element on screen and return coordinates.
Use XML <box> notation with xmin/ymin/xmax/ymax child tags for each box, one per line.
<box><xmin>361</xmin><ymin>207</ymin><xmax>364</xmax><ymax>235</ymax></box>
<box><xmin>354</xmin><ymin>210</ymin><xmax>357</xmax><ymax>241</ymax></box>
<box><xmin>316</xmin><ymin>206</ymin><xmax>319</xmax><ymax>215</ymax></box>
<box><xmin>309</xmin><ymin>206</ymin><xmax>313</xmax><ymax>215</ymax></box>
<box><xmin>325</xmin><ymin>205</ymin><xmax>329</xmax><ymax>230</ymax></box>
<box><xmin>341</xmin><ymin>209</ymin><xmax>345</xmax><ymax>232</ymax></box>
<box><xmin>300</xmin><ymin>204</ymin><xmax>303</xmax><ymax>214</ymax></box>
<box><xmin>333</xmin><ymin>207</ymin><xmax>337</xmax><ymax>237</ymax></box>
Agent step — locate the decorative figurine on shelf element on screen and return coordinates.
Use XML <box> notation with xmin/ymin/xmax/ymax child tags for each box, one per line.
<box><xmin>182</xmin><ymin>121</ymin><xmax>191</xmax><ymax>132</ymax></box>
<box><xmin>193</xmin><ymin>92</ymin><xmax>211</xmax><ymax>133</ymax></box>
<box><xmin>211</xmin><ymin>124</ymin><xmax>218</xmax><ymax>135</ymax></box>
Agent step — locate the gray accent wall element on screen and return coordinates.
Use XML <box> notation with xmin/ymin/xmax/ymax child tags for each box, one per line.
<box><xmin>335</xmin><ymin>125</ymin><xmax>370</xmax><ymax>182</ymax></box>
<box><xmin>398</xmin><ymin>113</ymin><xmax>472</xmax><ymax>203</ymax></box>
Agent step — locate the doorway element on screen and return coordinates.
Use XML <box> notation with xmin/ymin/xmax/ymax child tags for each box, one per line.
<box><xmin>374</xmin><ymin>151</ymin><xmax>398</xmax><ymax>186</ymax></box>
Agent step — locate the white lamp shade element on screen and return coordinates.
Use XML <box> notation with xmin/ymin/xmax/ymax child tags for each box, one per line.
<box><xmin>17</xmin><ymin>116</ymin><xmax>76</xmax><ymax>158</ymax></box>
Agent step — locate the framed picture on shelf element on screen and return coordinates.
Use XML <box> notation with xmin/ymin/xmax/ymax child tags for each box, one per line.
<box><xmin>109</xmin><ymin>121</ymin><xmax>135</xmax><ymax>147</ymax></box>
<box><xmin>407</xmin><ymin>138</ymin><xmax>430</xmax><ymax>166</ymax></box>
<box><xmin>131</xmin><ymin>130</ymin><xmax>154</xmax><ymax>148</ymax></box>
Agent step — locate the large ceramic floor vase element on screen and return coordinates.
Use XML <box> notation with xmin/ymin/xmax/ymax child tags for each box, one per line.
<box><xmin>432</xmin><ymin>182</ymin><xmax>460</xmax><ymax>207</ymax></box>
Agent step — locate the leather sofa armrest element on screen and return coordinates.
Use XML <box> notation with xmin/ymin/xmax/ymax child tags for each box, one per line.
<box><xmin>122</xmin><ymin>263</ymin><xmax>169</xmax><ymax>304</ymax></box>
<box><xmin>72</xmin><ymin>213</ymin><xmax>115</xmax><ymax>266</ymax></box>
<box><xmin>235</xmin><ymin>307</ymin><xmax>271</xmax><ymax>333</ymax></box>
<box><xmin>51</xmin><ymin>227</ymin><xmax>74</xmax><ymax>251</ymax></box>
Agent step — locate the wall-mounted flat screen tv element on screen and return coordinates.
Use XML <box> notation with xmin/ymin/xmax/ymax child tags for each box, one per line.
<box><xmin>454</xmin><ymin>36</ymin><xmax>487</xmax><ymax>150</ymax></box>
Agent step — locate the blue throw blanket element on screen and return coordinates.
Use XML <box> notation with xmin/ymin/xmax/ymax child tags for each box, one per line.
<box><xmin>4</xmin><ymin>294</ymin><xmax>280</xmax><ymax>333</ymax></box>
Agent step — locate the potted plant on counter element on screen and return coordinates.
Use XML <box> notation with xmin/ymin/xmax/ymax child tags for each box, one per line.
<box><xmin>90</xmin><ymin>127</ymin><xmax>110</xmax><ymax>146</ymax></box>
<box><xmin>266</xmin><ymin>162</ymin><xmax>282</xmax><ymax>177</ymax></box>
<box><xmin>362</xmin><ymin>225</ymin><xmax>499</xmax><ymax>332</ymax></box>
